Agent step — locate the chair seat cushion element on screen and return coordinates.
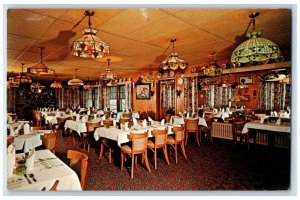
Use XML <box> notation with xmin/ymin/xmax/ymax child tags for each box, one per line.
<box><xmin>147</xmin><ymin>140</ymin><xmax>154</xmax><ymax>148</ymax></box>
<box><xmin>121</xmin><ymin>145</ymin><xmax>132</xmax><ymax>154</ymax></box>
<box><xmin>167</xmin><ymin>136</ymin><xmax>176</xmax><ymax>144</ymax></box>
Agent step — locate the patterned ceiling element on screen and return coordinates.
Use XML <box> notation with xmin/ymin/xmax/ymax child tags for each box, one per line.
<box><xmin>6</xmin><ymin>7</ymin><xmax>292</xmax><ymax>81</ymax></box>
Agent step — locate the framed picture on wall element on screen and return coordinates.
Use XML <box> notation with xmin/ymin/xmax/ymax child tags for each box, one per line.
<box><xmin>136</xmin><ymin>84</ymin><xmax>151</xmax><ymax>100</ymax></box>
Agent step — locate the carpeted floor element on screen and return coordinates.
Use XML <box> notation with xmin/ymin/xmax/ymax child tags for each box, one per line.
<box><xmin>55</xmin><ymin>134</ymin><xmax>290</xmax><ymax>191</ymax></box>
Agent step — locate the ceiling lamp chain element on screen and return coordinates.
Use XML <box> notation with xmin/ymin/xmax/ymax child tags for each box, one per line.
<box><xmin>68</xmin><ymin>69</ymin><xmax>84</xmax><ymax>86</ymax></box>
<box><xmin>71</xmin><ymin>10</ymin><xmax>110</xmax><ymax>59</ymax></box>
<box><xmin>14</xmin><ymin>63</ymin><xmax>32</xmax><ymax>84</ymax></box>
<box><xmin>231</xmin><ymin>12</ymin><xmax>282</xmax><ymax>67</ymax></box>
<box><xmin>159</xmin><ymin>38</ymin><xmax>188</xmax><ymax>73</ymax></box>
<box><xmin>27</xmin><ymin>47</ymin><xmax>55</xmax><ymax>75</ymax></box>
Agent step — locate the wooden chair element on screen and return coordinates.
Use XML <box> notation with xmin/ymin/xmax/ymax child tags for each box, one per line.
<box><xmin>232</xmin><ymin>118</ymin><xmax>245</xmax><ymax>146</ymax></box>
<box><xmin>167</xmin><ymin>126</ymin><xmax>187</xmax><ymax>163</ymax></box>
<box><xmin>104</xmin><ymin>111</ymin><xmax>110</xmax><ymax>118</ymax></box>
<box><xmin>147</xmin><ymin>128</ymin><xmax>170</xmax><ymax>169</ymax></box>
<box><xmin>122</xmin><ymin>112</ymin><xmax>132</xmax><ymax>118</ymax></box>
<box><xmin>99</xmin><ymin>119</ymin><xmax>114</xmax><ymax>163</ymax></box>
<box><xmin>121</xmin><ymin>132</ymin><xmax>151</xmax><ymax>178</ymax></box>
<box><xmin>31</xmin><ymin>126</ymin><xmax>46</xmax><ymax>130</ymax></box>
<box><xmin>49</xmin><ymin>180</ymin><xmax>59</xmax><ymax>191</ymax></box>
<box><xmin>119</xmin><ymin>118</ymin><xmax>131</xmax><ymax>125</ymax></box>
<box><xmin>56</xmin><ymin>117</ymin><xmax>71</xmax><ymax>137</ymax></box>
<box><xmin>67</xmin><ymin>150</ymin><xmax>88</xmax><ymax>190</ymax></box>
<box><xmin>200</xmin><ymin>117</ymin><xmax>214</xmax><ymax>142</ymax></box>
<box><xmin>184</xmin><ymin>118</ymin><xmax>200</xmax><ymax>146</ymax></box>
<box><xmin>43</xmin><ymin>132</ymin><xmax>57</xmax><ymax>154</ymax></box>
<box><xmin>7</xmin><ymin>136</ymin><xmax>14</xmax><ymax>147</ymax></box>
<box><xmin>84</xmin><ymin>122</ymin><xmax>101</xmax><ymax>153</ymax></box>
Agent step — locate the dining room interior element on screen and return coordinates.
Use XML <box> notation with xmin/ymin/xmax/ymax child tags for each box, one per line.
<box><xmin>5</xmin><ymin>6</ymin><xmax>295</xmax><ymax>193</ymax></box>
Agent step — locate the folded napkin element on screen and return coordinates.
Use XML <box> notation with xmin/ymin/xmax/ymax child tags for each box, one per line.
<box><xmin>23</xmin><ymin>123</ymin><xmax>30</xmax><ymax>135</ymax></box>
<box><xmin>260</xmin><ymin>116</ymin><xmax>265</xmax><ymax>124</ymax></box>
<box><xmin>276</xmin><ymin>118</ymin><xmax>281</xmax><ymax>125</ymax></box>
<box><xmin>70</xmin><ymin>110</ymin><xmax>73</xmax><ymax>116</ymax></box>
<box><xmin>87</xmin><ymin>110</ymin><xmax>91</xmax><ymax>115</ymax></box>
<box><xmin>148</xmin><ymin>116</ymin><xmax>154</xmax><ymax>125</ymax></box>
<box><xmin>179</xmin><ymin>111</ymin><xmax>182</xmax><ymax>115</ymax></box>
<box><xmin>7</xmin><ymin>124</ymin><xmax>15</xmax><ymax>136</ymax></box>
<box><xmin>76</xmin><ymin>114</ymin><xmax>80</xmax><ymax>121</ymax></box>
<box><xmin>7</xmin><ymin>144</ymin><xmax>16</xmax><ymax>177</ymax></box>
<box><xmin>81</xmin><ymin>115</ymin><xmax>87</xmax><ymax>123</ymax></box>
<box><xmin>226</xmin><ymin>107</ymin><xmax>229</xmax><ymax>112</ymax></box>
<box><xmin>25</xmin><ymin>149</ymin><xmax>35</xmax><ymax>171</ymax></box>
<box><xmin>124</xmin><ymin>122</ymin><xmax>129</xmax><ymax>131</ymax></box>
<box><xmin>117</xmin><ymin>112</ymin><xmax>122</xmax><ymax>120</ymax></box>
<box><xmin>270</xmin><ymin>111</ymin><xmax>274</xmax><ymax>117</ymax></box>
<box><xmin>102</xmin><ymin>115</ymin><xmax>106</xmax><ymax>120</ymax></box>
<box><xmin>161</xmin><ymin>119</ymin><xmax>165</xmax><ymax>125</ymax></box>
<box><xmin>142</xmin><ymin>119</ymin><xmax>147</xmax><ymax>128</ymax></box>
<box><xmin>113</xmin><ymin>120</ymin><xmax>117</xmax><ymax>128</ymax></box>
<box><xmin>132</xmin><ymin>117</ymin><xmax>138</xmax><ymax>126</ymax></box>
<box><xmin>94</xmin><ymin>114</ymin><xmax>97</xmax><ymax>119</ymax></box>
<box><xmin>73</xmin><ymin>111</ymin><xmax>77</xmax><ymax>116</ymax></box>
<box><xmin>222</xmin><ymin>108</ymin><xmax>225</xmax><ymax>112</ymax></box>
<box><xmin>274</xmin><ymin>111</ymin><xmax>278</xmax><ymax>117</ymax></box>
<box><xmin>8</xmin><ymin>116</ymin><xmax>13</xmax><ymax>123</ymax></box>
<box><xmin>213</xmin><ymin>108</ymin><xmax>218</xmax><ymax>114</ymax></box>
<box><xmin>97</xmin><ymin>110</ymin><xmax>104</xmax><ymax>115</ymax></box>
<box><xmin>187</xmin><ymin>113</ymin><xmax>190</xmax><ymax>118</ymax></box>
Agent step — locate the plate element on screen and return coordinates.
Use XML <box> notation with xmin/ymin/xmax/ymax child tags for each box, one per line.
<box><xmin>177</xmin><ymin>78</ymin><xmax>184</xmax><ymax>85</ymax></box>
<box><xmin>169</xmin><ymin>70</ymin><xmax>175</xmax><ymax>77</ymax></box>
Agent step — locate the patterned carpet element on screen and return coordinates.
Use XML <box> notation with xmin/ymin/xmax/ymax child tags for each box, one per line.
<box><xmin>55</xmin><ymin>134</ymin><xmax>290</xmax><ymax>191</ymax></box>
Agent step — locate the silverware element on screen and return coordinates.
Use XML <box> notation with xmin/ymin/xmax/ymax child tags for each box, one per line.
<box><xmin>28</xmin><ymin>173</ymin><xmax>37</xmax><ymax>182</ymax></box>
<box><xmin>24</xmin><ymin>174</ymin><xmax>32</xmax><ymax>184</ymax></box>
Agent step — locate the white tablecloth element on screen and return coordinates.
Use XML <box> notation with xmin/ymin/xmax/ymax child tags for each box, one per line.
<box><xmin>170</xmin><ymin>116</ymin><xmax>207</xmax><ymax>127</ymax></box>
<box><xmin>64</xmin><ymin>120</ymin><xmax>87</xmax><ymax>135</ymax></box>
<box><xmin>45</xmin><ymin>116</ymin><xmax>57</xmax><ymax>125</ymax></box>
<box><xmin>242</xmin><ymin>121</ymin><xmax>291</xmax><ymax>134</ymax></box>
<box><xmin>94</xmin><ymin>123</ymin><xmax>173</xmax><ymax>147</ymax></box>
<box><xmin>13</xmin><ymin>130</ymin><xmax>52</xmax><ymax>153</ymax></box>
<box><xmin>7</xmin><ymin>149</ymin><xmax>82</xmax><ymax>191</ymax></box>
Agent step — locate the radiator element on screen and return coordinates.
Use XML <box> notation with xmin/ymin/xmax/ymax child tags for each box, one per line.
<box><xmin>249</xmin><ymin>130</ymin><xmax>290</xmax><ymax>148</ymax></box>
<box><xmin>211</xmin><ymin>122</ymin><xmax>233</xmax><ymax>140</ymax></box>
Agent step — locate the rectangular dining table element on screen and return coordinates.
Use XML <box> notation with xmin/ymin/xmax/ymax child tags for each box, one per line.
<box><xmin>7</xmin><ymin>149</ymin><xmax>82</xmax><ymax>191</ymax></box>
<box><xmin>94</xmin><ymin>122</ymin><xmax>174</xmax><ymax>147</ymax></box>
<box><xmin>13</xmin><ymin>130</ymin><xmax>53</xmax><ymax>153</ymax></box>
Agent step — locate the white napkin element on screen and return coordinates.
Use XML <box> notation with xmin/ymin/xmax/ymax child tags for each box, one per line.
<box><xmin>200</xmin><ymin>105</ymin><xmax>203</xmax><ymax>109</ymax></box>
<box><xmin>81</xmin><ymin>116</ymin><xmax>87</xmax><ymax>123</ymax></box>
<box><xmin>113</xmin><ymin>120</ymin><xmax>117</xmax><ymax>128</ymax></box>
<box><xmin>102</xmin><ymin>115</ymin><xmax>106</xmax><ymax>120</ymax></box>
<box><xmin>76</xmin><ymin>114</ymin><xmax>80</xmax><ymax>121</ymax></box>
<box><xmin>73</xmin><ymin>111</ymin><xmax>77</xmax><ymax>116</ymax></box>
<box><xmin>8</xmin><ymin>116</ymin><xmax>13</xmax><ymax>123</ymax></box>
<box><xmin>260</xmin><ymin>116</ymin><xmax>265</xmax><ymax>124</ymax></box>
<box><xmin>276</xmin><ymin>118</ymin><xmax>281</xmax><ymax>125</ymax></box>
<box><xmin>7</xmin><ymin>144</ymin><xmax>16</xmax><ymax>177</ymax></box>
<box><xmin>222</xmin><ymin>108</ymin><xmax>225</xmax><ymax>112</ymax></box>
<box><xmin>70</xmin><ymin>110</ymin><xmax>73</xmax><ymax>116</ymax></box>
<box><xmin>126</xmin><ymin>109</ymin><xmax>129</xmax><ymax>113</ymax></box>
<box><xmin>124</xmin><ymin>122</ymin><xmax>129</xmax><ymax>131</ymax></box>
<box><xmin>132</xmin><ymin>117</ymin><xmax>137</xmax><ymax>126</ymax></box>
<box><xmin>187</xmin><ymin>113</ymin><xmax>190</xmax><ymax>118</ymax></box>
<box><xmin>213</xmin><ymin>108</ymin><xmax>218</xmax><ymax>114</ymax></box>
<box><xmin>97</xmin><ymin>110</ymin><xmax>104</xmax><ymax>115</ymax></box>
<box><xmin>274</xmin><ymin>111</ymin><xmax>278</xmax><ymax>117</ymax></box>
<box><xmin>148</xmin><ymin>116</ymin><xmax>154</xmax><ymax>125</ymax></box>
<box><xmin>179</xmin><ymin>111</ymin><xmax>182</xmax><ymax>115</ymax></box>
<box><xmin>161</xmin><ymin>119</ymin><xmax>165</xmax><ymax>125</ymax></box>
<box><xmin>23</xmin><ymin>123</ymin><xmax>30</xmax><ymax>135</ymax></box>
<box><xmin>270</xmin><ymin>111</ymin><xmax>274</xmax><ymax>117</ymax></box>
<box><xmin>7</xmin><ymin>124</ymin><xmax>15</xmax><ymax>136</ymax></box>
<box><xmin>87</xmin><ymin>110</ymin><xmax>91</xmax><ymax>115</ymax></box>
<box><xmin>94</xmin><ymin>114</ymin><xmax>97</xmax><ymax>119</ymax></box>
<box><xmin>25</xmin><ymin>149</ymin><xmax>35</xmax><ymax>171</ymax></box>
<box><xmin>117</xmin><ymin>112</ymin><xmax>122</xmax><ymax>120</ymax></box>
<box><xmin>283</xmin><ymin>111</ymin><xmax>288</xmax><ymax>118</ymax></box>
<box><xmin>226</xmin><ymin>107</ymin><xmax>229</xmax><ymax>112</ymax></box>
<box><xmin>142</xmin><ymin>119</ymin><xmax>147</xmax><ymax>128</ymax></box>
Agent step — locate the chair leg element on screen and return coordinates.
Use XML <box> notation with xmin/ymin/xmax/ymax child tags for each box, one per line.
<box><xmin>144</xmin><ymin>151</ymin><xmax>151</xmax><ymax>173</ymax></box>
<box><xmin>121</xmin><ymin>152</ymin><xmax>124</xmax><ymax>171</ymax></box>
<box><xmin>154</xmin><ymin>148</ymin><xmax>157</xmax><ymax>170</ymax></box>
<box><xmin>196</xmin><ymin>131</ymin><xmax>200</xmax><ymax>147</ymax></box>
<box><xmin>99</xmin><ymin>142</ymin><xmax>104</xmax><ymax>159</ymax></box>
<box><xmin>180</xmin><ymin>141</ymin><xmax>188</xmax><ymax>160</ymax></box>
<box><xmin>185</xmin><ymin>132</ymin><xmax>188</xmax><ymax>146</ymax></box>
<box><xmin>175</xmin><ymin>144</ymin><xmax>178</xmax><ymax>164</ymax></box>
<box><xmin>87</xmin><ymin>143</ymin><xmax>90</xmax><ymax>153</ymax></box>
<box><xmin>131</xmin><ymin>154</ymin><xmax>135</xmax><ymax>179</ymax></box>
<box><xmin>163</xmin><ymin>146</ymin><xmax>170</xmax><ymax>165</ymax></box>
<box><xmin>108</xmin><ymin>148</ymin><xmax>112</xmax><ymax>163</ymax></box>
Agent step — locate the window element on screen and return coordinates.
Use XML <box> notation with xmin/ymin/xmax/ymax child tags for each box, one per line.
<box><xmin>86</xmin><ymin>90</ymin><xmax>93</xmax><ymax>108</ymax></box>
<box><xmin>109</xmin><ymin>86</ymin><xmax>117</xmax><ymax>111</ymax></box>
<box><xmin>119</xmin><ymin>85</ymin><xmax>126</xmax><ymax>111</ymax></box>
<box><xmin>86</xmin><ymin>88</ymin><xmax>99</xmax><ymax>109</ymax></box>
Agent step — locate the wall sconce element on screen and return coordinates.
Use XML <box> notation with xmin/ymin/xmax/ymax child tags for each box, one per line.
<box><xmin>176</xmin><ymin>89</ymin><xmax>182</xmax><ymax>98</ymax></box>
